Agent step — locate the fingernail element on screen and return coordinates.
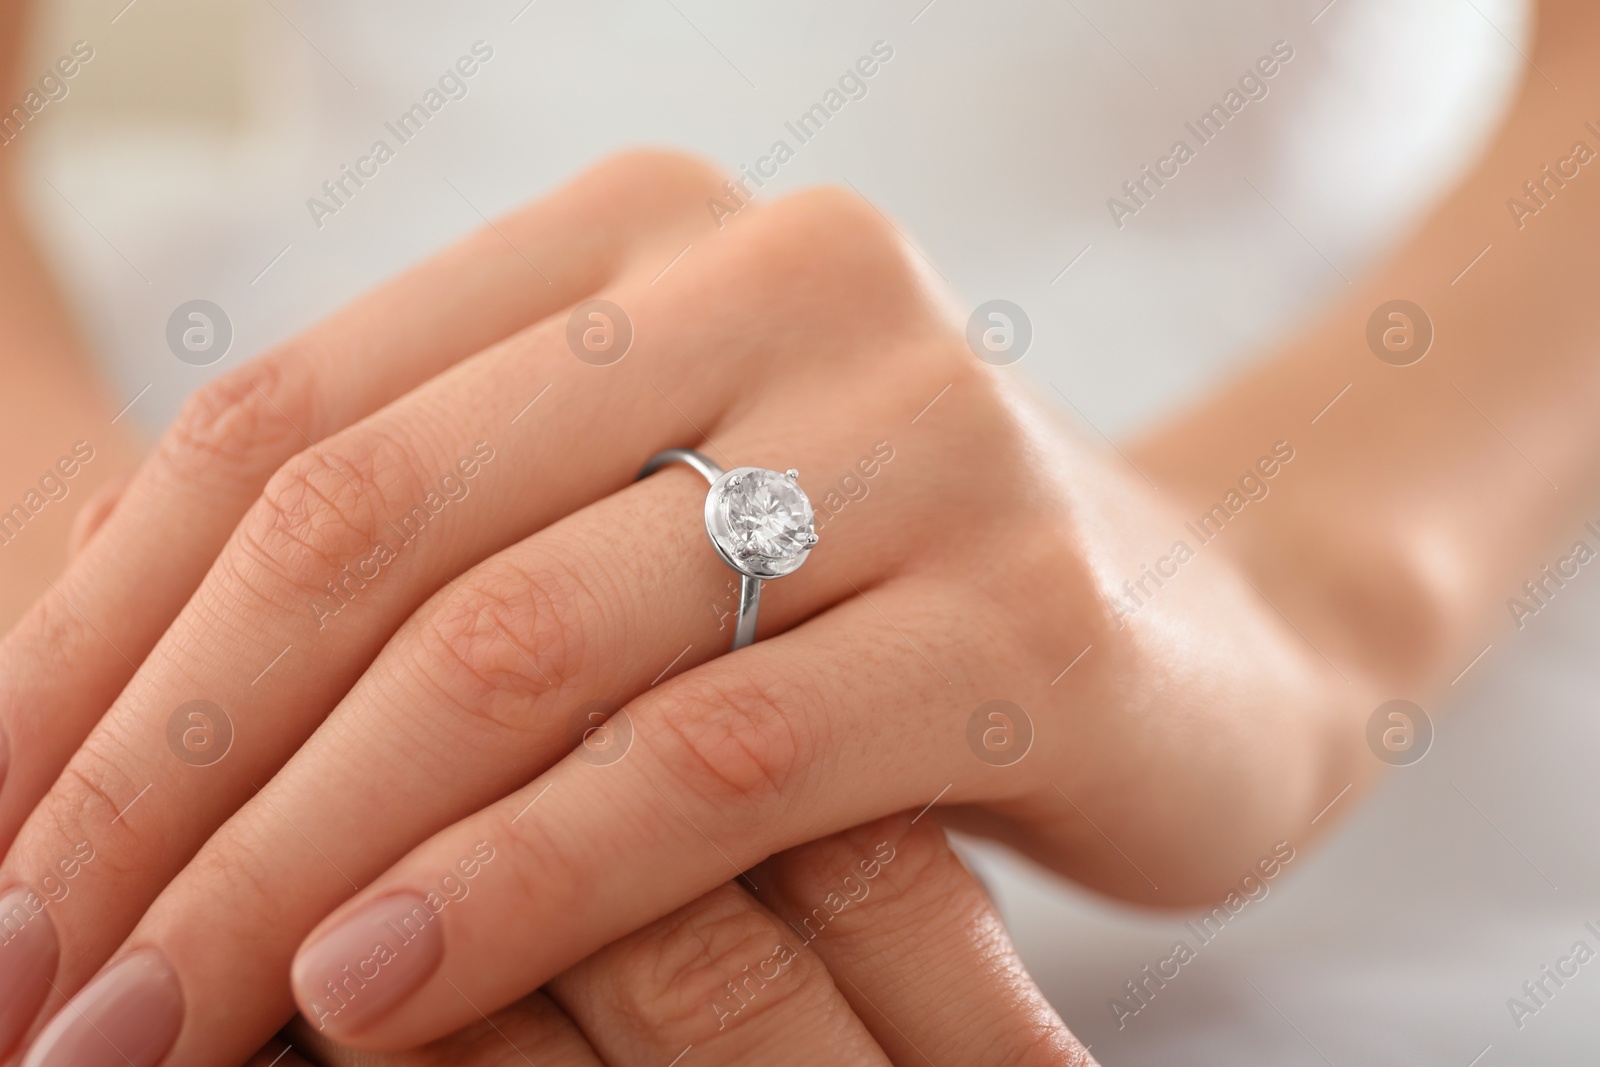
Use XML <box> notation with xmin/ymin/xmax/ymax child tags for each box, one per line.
<box><xmin>22</xmin><ymin>947</ymin><xmax>183</xmax><ymax>1067</ymax></box>
<box><xmin>0</xmin><ymin>886</ymin><xmax>59</xmax><ymax>1058</ymax></box>
<box><xmin>292</xmin><ymin>891</ymin><xmax>444</xmax><ymax>1036</ymax></box>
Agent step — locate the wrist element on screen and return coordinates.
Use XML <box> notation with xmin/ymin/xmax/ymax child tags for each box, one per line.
<box><xmin>0</xmin><ymin>179</ymin><xmax>141</xmax><ymax>631</ymax></box>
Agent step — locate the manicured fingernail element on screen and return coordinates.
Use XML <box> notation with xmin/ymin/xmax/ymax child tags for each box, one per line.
<box><xmin>0</xmin><ymin>885</ymin><xmax>59</xmax><ymax>1058</ymax></box>
<box><xmin>22</xmin><ymin>947</ymin><xmax>183</xmax><ymax>1067</ymax></box>
<box><xmin>292</xmin><ymin>891</ymin><xmax>444</xmax><ymax>1036</ymax></box>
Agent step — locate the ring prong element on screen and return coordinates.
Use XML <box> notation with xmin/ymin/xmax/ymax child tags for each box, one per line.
<box><xmin>785</xmin><ymin>468</ymin><xmax>799</xmax><ymax>482</ymax></box>
<box><xmin>728</xmin><ymin>474</ymin><xmax>742</xmax><ymax>488</ymax></box>
<box><xmin>805</xmin><ymin>533</ymin><xmax>819</xmax><ymax>546</ymax></box>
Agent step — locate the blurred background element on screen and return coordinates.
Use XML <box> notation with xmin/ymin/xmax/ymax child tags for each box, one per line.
<box><xmin>12</xmin><ymin>0</ymin><xmax>1600</xmax><ymax>1062</ymax></box>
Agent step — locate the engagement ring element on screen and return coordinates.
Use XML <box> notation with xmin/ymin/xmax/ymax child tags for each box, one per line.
<box><xmin>637</xmin><ymin>448</ymin><xmax>817</xmax><ymax>650</ymax></box>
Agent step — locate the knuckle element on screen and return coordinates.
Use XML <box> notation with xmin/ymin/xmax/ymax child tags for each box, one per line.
<box><xmin>647</xmin><ymin>672</ymin><xmax>809</xmax><ymax>811</ymax></box>
<box><xmin>864</xmin><ymin>815</ymin><xmax>951</xmax><ymax>886</ymax></box>
<box><xmin>776</xmin><ymin>184</ymin><xmax>886</xmax><ymax>233</ymax></box>
<box><xmin>608</xmin><ymin>885</ymin><xmax>814</xmax><ymax>1038</ymax></box>
<box><xmin>488</xmin><ymin>813</ymin><xmax>594</xmax><ymax>928</ymax></box>
<box><xmin>728</xmin><ymin>186</ymin><xmax>940</xmax><ymax>345</ymax></box>
<box><xmin>2</xmin><ymin>584</ymin><xmax>100</xmax><ymax>700</ymax></box>
<box><xmin>521</xmin><ymin>823</ymin><xmax>583</xmax><ymax>903</ymax></box>
<box><xmin>586</xmin><ymin>148</ymin><xmax>728</xmax><ymax>204</ymax></box>
<box><xmin>54</xmin><ymin>763</ymin><xmax>125</xmax><ymax>832</ymax></box>
<box><xmin>776</xmin><ymin>817</ymin><xmax>955</xmax><ymax>939</ymax></box>
<box><xmin>183</xmin><ymin>828</ymin><xmax>285</xmax><ymax>918</ymax></box>
<box><xmin>533</xmin><ymin>149</ymin><xmax>729</xmax><ymax>252</ymax></box>
<box><xmin>410</xmin><ymin>554</ymin><xmax>596</xmax><ymax>736</ymax></box>
<box><xmin>767</xmin><ymin>185</ymin><xmax>905</xmax><ymax>265</ymax></box>
<box><xmin>156</xmin><ymin>354</ymin><xmax>318</xmax><ymax>485</ymax></box>
<box><xmin>230</xmin><ymin>428</ymin><xmax>426</xmax><ymax>607</ymax></box>
<box><xmin>37</xmin><ymin>740</ymin><xmax>148</xmax><ymax>881</ymax></box>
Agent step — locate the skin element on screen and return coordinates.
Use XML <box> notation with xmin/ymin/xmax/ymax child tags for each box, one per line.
<box><xmin>262</xmin><ymin>817</ymin><xmax>1090</xmax><ymax>1067</ymax></box>
<box><xmin>2</xmin><ymin>0</ymin><xmax>1600</xmax><ymax>1064</ymax></box>
<box><xmin>0</xmin><ymin>131</ymin><xmax>139</xmax><ymax>622</ymax></box>
<box><xmin>0</xmin><ymin>153</ymin><xmax>1307</xmax><ymax>1064</ymax></box>
<box><xmin>0</xmin><ymin>150</ymin><xmax>1091</xmax><ymax>1065</ymax></box>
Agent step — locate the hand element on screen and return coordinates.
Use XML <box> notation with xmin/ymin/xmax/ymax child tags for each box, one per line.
<box><xmin>0</xmin><ymin>150</ymin><xmax>1351</xmax><ymax>1063</ymax></box>
<box><xmin>250</xmin><ymin>818</ymin><xmax>1090</xmax><ymax>1066</ymax></box>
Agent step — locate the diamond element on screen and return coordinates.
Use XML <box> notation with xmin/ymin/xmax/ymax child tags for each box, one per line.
<box><xmin>721</xmin><ymin>469</ymin><xmax>814</xmax><ymax>563</ymax></box>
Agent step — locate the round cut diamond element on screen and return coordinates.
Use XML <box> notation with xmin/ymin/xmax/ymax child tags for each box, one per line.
<box><xmin>722</xmin><ymin>470</ymin><xmax>814</xmax><ymax>562</ymax></box>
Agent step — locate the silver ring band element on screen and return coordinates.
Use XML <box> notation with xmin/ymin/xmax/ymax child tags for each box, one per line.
<box><xmin>637</xmin><ymin>448</ymin><xmax>817</xmax><ymax>652</ymax></box>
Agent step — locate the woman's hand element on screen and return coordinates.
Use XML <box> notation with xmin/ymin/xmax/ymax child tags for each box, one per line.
<box><xmin>250</xmin><ymin>817</ymin><xmax>1091</xmax><ymax>1066</ymax></box>
<box><xmin>0</xmin><ymin>150</ymin><xmax>1354</xmax><ymax>1064</ymax></box>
